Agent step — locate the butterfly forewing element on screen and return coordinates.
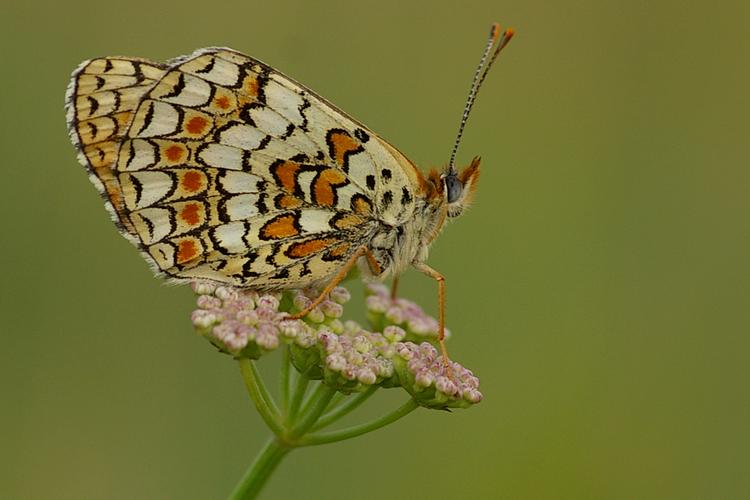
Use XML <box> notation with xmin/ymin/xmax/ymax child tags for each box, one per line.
<box><xmin>68</xmin><ymin>47</ymin><xmax>422</xmax><ymax>288</ymax></box>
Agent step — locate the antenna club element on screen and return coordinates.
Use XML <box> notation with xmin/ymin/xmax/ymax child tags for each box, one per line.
<box><xmin>499</xmin><ymin>28</ymin><xmax>515</xmax><ymax>50</ymax></box>
<box><xmin>490</xmin><ymin>23</ymin><xmax>502</xmax><ymax>42</ymax></box>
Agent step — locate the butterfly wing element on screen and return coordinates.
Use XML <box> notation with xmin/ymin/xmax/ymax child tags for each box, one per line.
<box><xmin>67</xmin><ymin>47</ymin><xmax>423</xmax><ymax>288</ymax></box>
<box><xmin>66</xmin><ymin>57</ymin><xmax>168</xmax><ymax>239</ymax></box>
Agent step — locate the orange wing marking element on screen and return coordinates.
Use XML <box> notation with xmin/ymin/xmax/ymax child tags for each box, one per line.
<box><xmin>271</xmin><ymin>160</ymin><xmax>302</xmax><ymax>193</ymax></box>
<box><xmin>181</xmin><ymin>171</ymin><xmax>203</xmax><ymax>192</ymax></box>
<box><xmin>326</xmin><ymin>129</ymin><xmax>363</xmax><ymax>169</ymax></box>
<box><xmin>180</xmin><ymin>203</ymin><xmax>202</xmax><ymax>225</ymax></box>
<box><xmin>186</xmin><ymin>116</ymin><xmax>208</xmax><ymax>134</ymax></box>
<box><xmin>287</xmin><ymin>238</ymin><xmax>338</xmax><ymax>258</ymax></box>
<box><xmin>176</xmin><ymin>239</ymin><xmax>199</xmax><ymax>264</ymax></box>
<box><xmin>260</xmin><ymin>213</ymin><xmax>300</xmax><ymax>240</ymax></box>
<box><xmin>313</xmin><ymin>168</ymin><xmax>347</xmax><ymax>206</ymax></box>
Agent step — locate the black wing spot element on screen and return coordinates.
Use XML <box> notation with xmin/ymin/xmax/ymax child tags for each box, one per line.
<box><xmin>257</xmin><ymin>192</ymin><xmax>269</xmax><ymax>215</ymax></box>
<box><xmin>381</xmin><ymin>168</ymin><xmax>392</xmax><ymax>182</ymax></box>
<box><xmin>87</xmin><ymin>121</ymin><xmax>98</xmax><ymax>141</ymax></box>
<box><xmin>238</xmin><ymin>102</ymin><xmax>261</xmax><ymax>127</ymax></box>
<box><xmin>87</xmin><ymin>96</ymin><xmax>99</xmax><ymax>116</ymax></box>
<box><xmin>242</xmin><ymin>255</ymin><xmax>260</xmax><ymax>278</ymax></box>
<box><xmin>130</xmin><ymin>174</ymin><xmax>144</xmax><ymax>207</ymax></box>
<box><xmin>401</xmin><ymin>186</ymin><xmax>413</xmax><ymax>205</ymax></box>
<box><xmin>354</xmin><ymin>128</ymin><xmax>370</xmax><ymax>142</ymax></box>
<box><xmin>281</xmin><ymin>123</ymin><xmax>295</xmax><ymax>139</ymax></box>
<box><xmin>94</xmin><ymin>75</ymin><xmax>105</xmax><ymax>91</ymax></box>
<box><xmin>216</xmin><ymin>198</ymin><xmax>231</xmax><ymax>223</ymax></box>
<box><xmin>366</xmin><ymin>175</ymin><xmax>376</xmax><ymax>191</ymax></box>
<box><xmin>272</xmin><ymin>268</ymin><xmax>290</xmax><ymax>279</ymax></box>
<box><xmin>382</xmin><ymin>190</ymin><xmax>393</xmax><ymax>209</ymax></box>
<box><xmin>134</xmin><ymin>101</ymin><xmax>155</xmax><ymax>136</ymax></box>
<box><xmin>290</xmin><ymin>153</ymin><xmax>309</xmax><ymax>163</ymax></box>
<box><xmin>132</xmin><ymin>62</ymin><xmax>147</xmax><ymax>84</ymax></box>
<box><xmin>298</xmin><ymin>99</ymin><xmax>311</xmax><ymax>132</ymax></box>
<box><xmin>160</xmin><ymin>72</ymin><xmax>186</xmax><ymax>99</ymax></box>
<box><xmin>254</xmin><ymin>135</ymin><xmax>271</xmax><ymax>152</ymax></box>
<box><xmin>300</xmin><ymin>261</ymin><xmax>312</xmax><ymax>277</ymax></box>
<box><xmin>255</xmin><ymin>70</ymin><xmax>269</xmax><ymax>104</ymax></box>
<box><xmin>194</xmin><ymin>57</ymin><xmax>215</xmax><ymax>74</ymax></box>
<box><xmin>140</xmin><ymin>214</ymin><xmax>156</xmax><ymax>241</ymax></box>
<box><xmin>112</xmin><ymin>90</ymin><xmax>121</xmax><ymax>113</ymax></box>
<box><xmin>156</xmin><ymin>246</ymin><xmax>168</xmax><ymax>261</ymax></box>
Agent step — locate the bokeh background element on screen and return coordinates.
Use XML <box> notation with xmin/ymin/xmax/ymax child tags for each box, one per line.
<box><xmin>2</xmin><ymin>0</ymin><xmax>748</xmax><ymax>498</ymax></box>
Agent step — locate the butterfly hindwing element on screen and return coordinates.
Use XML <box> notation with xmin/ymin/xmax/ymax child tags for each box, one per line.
<box><xmin>66</xmin><ymin>57</ymin><xmax>168</xmax><ymax>236</ymax></box>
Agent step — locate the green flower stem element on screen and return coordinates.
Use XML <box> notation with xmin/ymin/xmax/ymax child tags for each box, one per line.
<box><xmin>311</xmin><ymin>385</ymin><xmax>378</xmax><ymax>431</ymax></box>
<box><xmin>298</xmin><ymin>399</ymin><xmax>419</xmax><ymax>447</ymax></box>
<box><xmin>286</xmin><ymin>372</ymin><xmax>310</xmax><ymax>423</ymax></box>
<box><xmin>280</xmin><ymin>346</ymin><xmax>291</xmax><ymax>415</ymax></box>
<box><xmin>327</xmin><ymin>391</ymin><xmax>346</xmax><ymax>410</ymax></box>
<box><xmin>228</xmin><ymin>437</ymin><xmax>290</xmax><ymax>500</ymax></box>
<box><xmin>289</xmin><ymin>384</ymin><xmax>337</xmax><ymax>439</ymax></box>
<box><xmin>238</xmin><ymin>358</ymin><xmax>284</xmax><ymax>437</ymax></box>
<box><xmin>250</xmin><ymin>360</ymin><xmax>281</xmax><ymax>420</ymax></box>
<box><xmin>295</xmin><ymin>382</ymin><xmax>327</xmax><ymax>421</ymax></box>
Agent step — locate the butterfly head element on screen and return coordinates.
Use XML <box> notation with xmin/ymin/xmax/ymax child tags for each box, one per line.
<box><xmin>440</xmin><ymin>157</ymin><xmax>481</xmax><ymax>217</ymax></box>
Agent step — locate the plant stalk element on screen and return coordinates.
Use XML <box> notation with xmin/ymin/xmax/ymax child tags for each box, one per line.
<box><xmin>238</xmin><ymin>358</ymin><xmax>284</xmax><ymax>437</ymax></box>
<box><xmin>300</xmin><ymin>399</ymin><xmax>419</xmax><ymax>446</ymax></box>
<box><xmin>228</xmin><ymin>437</ymin><xmax>290</xmax><ymax>500</ymax></box>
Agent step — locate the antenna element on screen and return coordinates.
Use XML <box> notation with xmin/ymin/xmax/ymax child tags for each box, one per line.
<box><xmin>447</xmin><ymin>23</ymin><xmax>514</xmax><ymax>173</ymax></box>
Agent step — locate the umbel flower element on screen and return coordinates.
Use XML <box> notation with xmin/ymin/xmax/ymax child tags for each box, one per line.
<box><xmin>193</xmin><ymin>282</ymin><xmax>482</xmax><ymax>408</ymax></box>
<box><xmin>190</xmin><ymin>281</ymin><xmax>483</xmax><ymax>498</ymax></box>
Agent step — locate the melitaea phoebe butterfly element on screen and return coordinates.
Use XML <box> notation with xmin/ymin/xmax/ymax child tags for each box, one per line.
<box><xmin>65</xmin><ymin>24</ymin><xmax>514</xmax><ymax>365</ymax></box>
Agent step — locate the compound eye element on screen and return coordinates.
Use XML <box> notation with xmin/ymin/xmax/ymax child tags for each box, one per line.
<box><xmin>444</xmin><ymin>173</ymin><xmax>463</xmax><ymax>203</ymax></box>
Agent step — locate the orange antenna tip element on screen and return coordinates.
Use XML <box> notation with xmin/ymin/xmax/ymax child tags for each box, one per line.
<box><xmin>490</xmin><ymin>23</ymin><xmax>501</xmax><ymax>42</ymax></box>
<box><xmin>499</xmin><ymin>28</ymin><xmax>515</xmax><ymax>50</ymax></box>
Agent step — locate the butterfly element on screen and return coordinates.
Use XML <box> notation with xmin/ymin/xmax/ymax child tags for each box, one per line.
<box><xmin>65</xmin><ymin>23</ymin><xmax>514</xmax><ymax>366</ymax></box>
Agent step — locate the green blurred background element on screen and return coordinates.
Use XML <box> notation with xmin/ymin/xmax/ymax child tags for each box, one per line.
<box><xmin>2</xmin><ymin>0</ymin><xmax>748</xmax><ymax>498</ymax></box>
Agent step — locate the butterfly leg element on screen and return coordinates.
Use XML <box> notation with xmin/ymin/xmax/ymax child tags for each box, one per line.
<box><xmin>412</xmin><ymin>262</ymin><xmax>451</xmax><ymax>370</ymax></box>
<box><xmin>390</xmin><ymin>275</ymin><xmax>400</xmax><ymax>300</ymax></box>
<box><xmin>288</xmin><ymin>246</ymin><xmax>381</xmax><ymax>319</ymax></box>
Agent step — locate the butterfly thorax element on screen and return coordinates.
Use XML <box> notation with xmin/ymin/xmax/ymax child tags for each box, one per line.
<box><xmin>363</xmin><ymin>195</ymin><xmax>442</xmax><ymax>279</ymax></box>
<box><xmin>361</xmin><ymin>154</ymin><xmax>482</xmax><ymax>280</ymax></box>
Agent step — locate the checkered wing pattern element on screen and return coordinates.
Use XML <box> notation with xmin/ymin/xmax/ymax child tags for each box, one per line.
<box><xmin>67</xmin><ymin>48</ymin><xmax>422</xmax><ymax>288</ymax></box>
<box><xmin>66</xmin><ymin>56</ymin><xmax>167</xmax><ymax>236</ymax></box>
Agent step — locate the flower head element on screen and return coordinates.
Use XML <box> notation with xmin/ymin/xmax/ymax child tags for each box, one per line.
<box><xmin>192</xmin><ymin>283</ymin><xmax>315</xmax><ymax>358</ymax></box>
<box><xmin>392</xmin><ymin>342</ymin><xmax>483</xmax><ymax>409</ymax></box>
<box><xmin>365</xmin><ymin>283</ymin><xmax>450</xmax><ymax>344</ymax></box>
<box><xmin>315</xmin><ymin>324</ymin><xmax>396</xmax><ymax>392</ymax></box>
<box><xmin>192</xmin><ymin>281</ymin><xmax>481</xmax><ymax>408</ymax></box>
